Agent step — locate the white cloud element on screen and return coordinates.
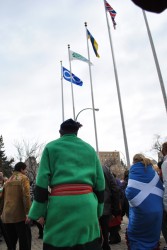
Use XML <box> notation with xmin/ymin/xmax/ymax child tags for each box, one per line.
<box><xmin>1</xmin><ymin>0</ymin><xmax>167</xmax><ymax>165</ymax></box>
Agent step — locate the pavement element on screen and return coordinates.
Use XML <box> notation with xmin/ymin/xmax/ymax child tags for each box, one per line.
<box><xmin>112</xmin><ymin>216</ymin><xmax>166</xmax><ymax>250</ymax></box>
<box><xmin>0</xmin><ymin>217</ymin><xmax>166</xmax><ymax>250</ymax></box>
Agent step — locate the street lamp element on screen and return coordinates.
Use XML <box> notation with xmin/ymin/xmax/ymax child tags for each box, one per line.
<box><xmin>75</xmin><ymin>107</ymin><xmax>99</xmax><ymax>155</ymax></box>
<box><xmin>75</xmin><ymin>108</ymin><xmax>99</xmax><ymax>121</ymax></box>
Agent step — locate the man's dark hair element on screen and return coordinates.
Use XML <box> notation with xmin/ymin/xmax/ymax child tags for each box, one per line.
<box><xmin>14</xmin><ymin>162</ymin><xmax>27</xmax><ymax>172</ymax></box>
<box><xmin>59</xmin><ymin>119</ymin><xmax>82</xmax><ymax>135</ymax></box>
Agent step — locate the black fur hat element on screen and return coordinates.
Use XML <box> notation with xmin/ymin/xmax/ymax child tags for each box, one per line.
<box><xmin>60</xmin><ymin>119</ymin><xmax>82</xmax><ymax>134</ymax></box>
<box><xmin>131</xmin><ymin>0</ymin><xmax>167</xmax><ymax>13</ymax></box>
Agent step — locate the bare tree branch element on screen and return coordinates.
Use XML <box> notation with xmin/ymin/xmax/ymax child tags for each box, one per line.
<box><xmin>14</xmin><ymin>139</ymin><xmax>44</xmax><ymax>182</ymax></box>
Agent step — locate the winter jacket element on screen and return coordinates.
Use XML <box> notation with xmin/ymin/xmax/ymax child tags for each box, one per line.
<box><xmin>1</xmin><ymin>171</ymin><xmax>31</xmax><ymax>223</ymax></box>
<box><xmin>102</xmin><ymin>166</ymin><xmax>120</xmax><ymax>216</ymax></box>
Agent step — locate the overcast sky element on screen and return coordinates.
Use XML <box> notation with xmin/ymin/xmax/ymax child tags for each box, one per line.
<box><xmin>1</xmin><ymin>0</ymin><xmax>167</xmax><ymax>165</ymax></box>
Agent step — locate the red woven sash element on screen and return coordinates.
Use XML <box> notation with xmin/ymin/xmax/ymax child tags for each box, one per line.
<box><xmin>50</xmin><ymin>184</ymin><xmax>93</xmax><ymax>196</ymax></box>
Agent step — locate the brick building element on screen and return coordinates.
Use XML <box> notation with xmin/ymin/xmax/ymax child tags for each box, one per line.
<box><xmin>99</xmin><ymin>151</ymin><xmax>126</xmax><ymax>179</ymax></box>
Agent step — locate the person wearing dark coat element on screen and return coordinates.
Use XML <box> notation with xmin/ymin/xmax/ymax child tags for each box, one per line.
<box><xmin>108</xmin><ymin>174</ymin><xmax>123</xmax><ymax>245</ymax></box>
<box><xmin>99</xmin><ymin>165</ymin><xmax>121</xmax><ymax>250</ymax></box>
<box><xmin>121</xmin><ymin>170</ymin><xmax>129</xmax><ymax>218</ymax></box>
<box><xmin>131</xmin><ymin>0</ymin><xmax>167</xmax><ymax>13</ymax></box>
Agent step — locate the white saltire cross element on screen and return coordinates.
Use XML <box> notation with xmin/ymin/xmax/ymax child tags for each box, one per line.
<box><xmin>127</xmin><ymin>173</ymin><xmax>163</xmax><ymax>207</ymax></box>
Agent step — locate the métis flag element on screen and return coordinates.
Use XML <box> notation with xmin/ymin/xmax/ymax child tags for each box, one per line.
<box><xmin>62</xmin><ymin>67</ymin><xmax>83</xmax><ymax>86</ymax></box>
<box><xmin>87</xmin><ymin>29</ymin><xmax>100</xmax><ymax>58</ymax></box>
<box><xmin>105</xmin><ymin>0</ymin><xmax>117</xmax><ymax>29</ymax></box>
<box><xmin>69</xmin><ymin>50</ymin><xmax>93</xmax><ymax>65</ymax></box>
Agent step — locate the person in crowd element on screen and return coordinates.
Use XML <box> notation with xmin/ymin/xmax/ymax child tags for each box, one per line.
<box><xmin>0</xmin><ymin>172</ymin><xmax>12</xmax><ymax>248</ymax></box>
<box><xmin>3</xmin><ymin>176</ymin><xmax>8</xmax><ymax>184</ymax></box>
<box><xmin>1</xmin><ymin>162</ymin><xmax>31</xmax><ymax>250</ymax></box>
<box><xmin>157</xmin><ymin>160</ymin><xmax>163</xmax><ymax>182</ymax></box>
<box><xmin>30</xmin><ymin>181</ymin><xmax>43</xmax><ymax>239</ymax></box>
<box><xmin>0</xmin><ymin>172</ymin><xmax>3</xmax><ymax>200</ymax></box>
<box><xmin>28</xmin><ymin>119</ymin><xmax>105</xmax><ymax>250</ymax></box>
<box><xmin>131</xmin><ymin>0</ymin><xmax>167</xmax><ymax>13</ymax></box>
<box><xmin>161</xmin><ymin>142</ymin><xmax>167</xmax><ymax>250</ymax></box>
<box><xmin>109</xmin><ymin>215</ymin><xmax>121</xmax><ymax>245</ymax></box>
<box><xmin>99</xmin><ymin>165</ymin><xmax>120</xmax><ymax>250</ymax></box>
<box><xmin>126</xmin><ymin>154</ymin><xmax>164</xmax><ymax>250</ymax></box>
<box><xmin>0</xmin><ymin>173</ymin><xmax>4</xmax><ymax>242</ymax></box>
<box><xmin>0</xmin><ymin>172</ymin><xmax>3</xmax><ymax>186</ymax></box>
<box><xmin>108</xmin><ymin>173</ymin><xmax>122</xmax><ymax>245</ymax></box>
<box><xmin>121</xmin><ymin>170</ymin><xmax>129</xmax><ymax>218</ymax></box>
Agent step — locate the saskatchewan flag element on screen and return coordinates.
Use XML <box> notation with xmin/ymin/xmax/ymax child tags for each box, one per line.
<box><xmin>87</xmin><ymin>29</ymin><xmax>100</xmax><ymax>58</ymax></box>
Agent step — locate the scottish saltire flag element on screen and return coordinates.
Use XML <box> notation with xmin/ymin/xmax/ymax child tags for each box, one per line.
<box><xmin>69</xmin><ymin>50</ymin><xmax>93</xmax><ymax>65</ymax></box>
<box><xmin>125</xmin><ymin>162</ymin><xmax>164</xmax><ymax>249</ymax></box>
<box><xmin>62</xmin><ymin>67</ymin><xmax>83</xmax><ymax>86</ymax></box>
<box><xmin>87</xmin><ymin>29</ymin><xmax>100</xmax><ymax>58</ymax></box>
<box><xmin>105</xmin><ymin>0</ymin><xmax>117</xmax><ymax>29</ymax></box>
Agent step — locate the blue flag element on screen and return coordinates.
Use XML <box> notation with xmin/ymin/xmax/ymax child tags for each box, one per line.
<box><xmin>62</xmin><ymin>67</ymin><xmax>83</xmax><ymax>86</ymax></box>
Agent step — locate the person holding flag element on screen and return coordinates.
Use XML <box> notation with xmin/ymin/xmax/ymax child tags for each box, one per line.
<box><xmin>126</xmin><ymin>154</ymin><xmax>164</xmax><ymax>250</ymax></box>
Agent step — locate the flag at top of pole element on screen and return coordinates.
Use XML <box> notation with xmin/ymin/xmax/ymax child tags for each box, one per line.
<box><xmin>69</xmin><ymin>50</ymin><xmax>93</xmax><ymax>65</ymax></box>
<box><xmin>87</xmin><ymin>29</ymin><xmax>100</xmax><ymax>58</ymax></box>
<box><xmin>105</xmin><ymin>0</ymin><xmax>117</xmax><ymax>29</ymax></box>
<box><xmin>62</xmin><ymin>66</ymin><xmax>83</xmax><ymax>86</ymax></box>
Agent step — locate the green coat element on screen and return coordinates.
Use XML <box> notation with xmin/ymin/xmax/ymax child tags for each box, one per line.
<box><xmin>28</xmin><ymin>134</ymin><xmax>105</xmax><ymax>249</ymax></box>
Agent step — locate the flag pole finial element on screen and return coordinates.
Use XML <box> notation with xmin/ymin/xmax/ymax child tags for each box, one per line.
<box><xmin>84</xmin><ymin>22</ymin><xmax>87</xmax><ymax>27</ymax></box>
<box><xmin>68</xmin><ymin>44</ymin><xmax>70</xmax><ymax>49</ymax></box>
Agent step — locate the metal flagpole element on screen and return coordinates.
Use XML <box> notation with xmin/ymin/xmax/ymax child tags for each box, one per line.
<box><xmin>84</xmin><ymin>22</ymin><xmax>99</xmax><ymax>155</ymax></box>
<box><xmin>142</xmin><ymin>10</ymin><xmax>167</xmax><ymax>114</ymax></box>
<box><xmin>68</xmin><ymin>44</ymin><xmax>76</xmax><ymax>120</ymax></box>
<box><xmin>103</xmin><ymin>0</ymin><xmax>130</xmax><ymax>167</ymax></box>
<box><xmin>60</xmin><ymin>61</ymin><xmax>65</xmax><ymax>122</ymax></box>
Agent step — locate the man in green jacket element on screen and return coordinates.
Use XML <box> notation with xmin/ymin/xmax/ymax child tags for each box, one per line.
<box><xmin>28</xmin><ymin>119</ymin><xmax>105</xmax><ymax>250</ymax></box>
